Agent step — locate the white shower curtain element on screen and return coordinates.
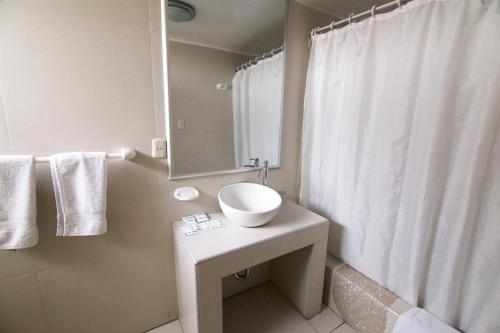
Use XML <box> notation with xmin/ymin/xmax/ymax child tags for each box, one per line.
<box><xmin>300</xmin><ymin>0</ymin><xmax>500</xmax><ymax>332</ymax></box>
<box><xmin>232</xmin><ymin>52</ymin><xmax>283</xmax><ymax>168</ymax></box>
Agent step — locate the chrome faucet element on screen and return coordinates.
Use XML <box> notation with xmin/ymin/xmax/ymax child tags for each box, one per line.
<box><xmin>258</xmin><ymin>160</ymin><xmax>269</xmax><ymax>186</ymax></box>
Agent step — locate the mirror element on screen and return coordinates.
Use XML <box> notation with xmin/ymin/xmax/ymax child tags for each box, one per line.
<box><xmin>165</xmin><ymin>0</ymin><xmax>287</xmax><ymax>178</ymax></box>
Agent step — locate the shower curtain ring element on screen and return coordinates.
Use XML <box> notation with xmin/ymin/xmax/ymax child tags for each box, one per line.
<box><xmin>329</xmin><ymin>19</ymin><xmax>336</xmax><ymax>30</ymax></box>
<box><xmin>371</xmin><ymin>5</ymin><xmax>377</xmax><ymax>17</ymax></box>
<box><xmin>348</xmin><ymin>13</ymin><xmax>354</xmax><ymax>24</ymax></box>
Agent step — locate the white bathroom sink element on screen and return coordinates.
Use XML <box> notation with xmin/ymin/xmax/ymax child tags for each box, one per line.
<box><xmin>218</xmin><ymin>183</ymin><xmax>282</xmax><ymax>227</ymax></box>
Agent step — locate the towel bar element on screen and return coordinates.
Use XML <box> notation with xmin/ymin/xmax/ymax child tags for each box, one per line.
<box><xmin>34</xmin><ymin>148</ymin><xmax>136</xmax><ymax>163</ymax></box>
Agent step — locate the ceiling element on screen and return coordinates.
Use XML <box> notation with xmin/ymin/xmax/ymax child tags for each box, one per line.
<box><xmin>296</xmin><ymin>0</ymin><xmax>394</xmax><ymax>18</ymax></box>
<box><xmin>166</xmin><ymin>0</ymin><xmax>286</xmax><ymax>56</ymax></box>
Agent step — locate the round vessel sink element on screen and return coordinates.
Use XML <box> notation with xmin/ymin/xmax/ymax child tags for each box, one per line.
<box><xmin>218</xmin><ymin>183</ymin><xmax>282</xmax><ymax>227</ymax></box>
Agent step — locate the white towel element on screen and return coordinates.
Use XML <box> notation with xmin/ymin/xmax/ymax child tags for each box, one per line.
<box><xmin>0</xmin><ymin>155</ymin><xmax>38</xmax><ymax>249</ymax></box>
<box><xmin>50</xmin><ymin>152</ymin><xmax>107</xmax><ymax>236</ymax></box>
<box><xmin>393</xmin><ymin>308</ymin><xmax>460</xmax><ymax>333</ymax></box>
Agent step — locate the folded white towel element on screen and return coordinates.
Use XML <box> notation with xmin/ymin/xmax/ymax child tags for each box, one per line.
<box><xmin>0</xmin><ymin>155</ymin><xmax>38</xmax><ymax>249</ymax></box>
<box><xmin>393</xmin><ymin>307</ymin><xmax>460</xmax><ymax>333</ymax></box>
<box><xmin>50</xmin><ymin>152</ymin><xmax>107</xmax><ymax>236</ymax></box>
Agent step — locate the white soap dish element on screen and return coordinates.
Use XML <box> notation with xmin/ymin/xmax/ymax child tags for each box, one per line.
<box><xmin>174</xmin><ymin>187</ymin><xmax>200</xmax><ymax>201</ymax></box>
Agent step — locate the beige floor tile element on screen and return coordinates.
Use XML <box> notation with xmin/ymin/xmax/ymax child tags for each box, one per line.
<box><xmin>223</xmin><ymin>283</ymin><xmax>316</xmax><ymax>333</ymax></box>
<box><xmin>147</xmin><ymin>320</ymin><xmax>183</xmax><ymax>333</ymax></box>
<box><xmin>308</xmin><ymin>305</ymin><xmax>344</xmax><ymax>333</ymax></box>
<box><xmin>333</xmin><ymin>323</ymin><xmax>357</xmax><ymax>333</ymax></box>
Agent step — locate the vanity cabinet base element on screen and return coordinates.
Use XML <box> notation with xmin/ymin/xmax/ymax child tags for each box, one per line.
<box><xmin>173</xmin><ymin>202</ymin><xmax>329</xmax><ymax>333</ymax></box>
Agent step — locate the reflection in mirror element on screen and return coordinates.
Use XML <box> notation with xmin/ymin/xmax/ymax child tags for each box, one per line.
<box><xmin>166</xmin><ymin>0</ymin><xmax>287</xmax><ymax>178</ymax></box>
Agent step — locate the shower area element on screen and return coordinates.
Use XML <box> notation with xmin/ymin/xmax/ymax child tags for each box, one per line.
<box><xmin>300</xmin><ymin>0</ymin><xmax>500</xmax><ymax>332</ymax></box>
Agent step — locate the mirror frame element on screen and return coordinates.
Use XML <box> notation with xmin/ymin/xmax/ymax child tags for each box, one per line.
<box><xmin>162</xmin><ymin>0</ymin><xmax>289</xmax><ymax>180</ymax></box>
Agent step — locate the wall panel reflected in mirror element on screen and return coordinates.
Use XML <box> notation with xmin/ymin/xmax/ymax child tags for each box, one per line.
<box><xmin>166</xmin><ymin>0</ymin><xmax>287</xmax><ymax>178</ymax></box>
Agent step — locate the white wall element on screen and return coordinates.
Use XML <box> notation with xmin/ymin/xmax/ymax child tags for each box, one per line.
<box><xmin>168</xmin><ymin>41</ymin><xmax>252</xmax><ymax>175</ymax></box>
<box><xmin>0</xmin><ymin>1</ymin><xmax>332</xmax><ymax>332</ymax></box>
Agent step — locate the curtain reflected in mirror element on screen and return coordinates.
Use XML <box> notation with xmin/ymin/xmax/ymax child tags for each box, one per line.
<box><xmin>232</xmin><ymin>50</ymin><xmax>284</xmax><ymax>169</ymax></box>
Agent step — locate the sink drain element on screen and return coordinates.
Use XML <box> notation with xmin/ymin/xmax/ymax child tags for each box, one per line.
<box><xmin>233</xmin><ymin>268</ymin><xmax>251</xmax><ymax>281</ymax></box>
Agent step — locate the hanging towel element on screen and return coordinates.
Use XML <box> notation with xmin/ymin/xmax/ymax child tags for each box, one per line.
<box><xmin>393</xmin><ymin>308</ymin><xmax>460</xmax><ymax>333</ymax></box>
<box><xmin>0</xmin><ymin>155</ymin><xmax>38</xmax><ymax>249</ymax></box>
<box><xmin>50</xmin><ymin>152</ymin><xmax>107</xmax><ymax>236</ymax></box>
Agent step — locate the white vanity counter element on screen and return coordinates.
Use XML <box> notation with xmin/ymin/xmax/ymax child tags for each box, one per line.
<box><xmin>173</xmin><ymin>201</ymin><xmax>329</xmax><ymax>333</ymax></box>
<box><xmin>174</xmin><ymin>201</ymin><xmax>328</xmax><ymax>263</ymax></box>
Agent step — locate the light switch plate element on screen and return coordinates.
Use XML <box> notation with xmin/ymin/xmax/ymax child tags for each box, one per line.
<box><xmin>178</xmin><ymin>120</ymin><xmax>185</xmax><ymax>130</ymax></box>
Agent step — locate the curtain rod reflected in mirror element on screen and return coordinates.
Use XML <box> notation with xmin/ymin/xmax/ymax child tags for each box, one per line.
<box><xmin>236</xmin><ymin>45</ymin><xmax>284</xmax><ymax>72</ymax></box>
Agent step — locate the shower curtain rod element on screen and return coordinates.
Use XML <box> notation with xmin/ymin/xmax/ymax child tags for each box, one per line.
<box><xmin>310</xmin><ymin>0</ymin><xmax>414</xmax><ymax>37</ymax></box>
<box><xmin>235</xmin><ymin>46</ymin><xmax>284</xmax><ymax>72</ymax></box>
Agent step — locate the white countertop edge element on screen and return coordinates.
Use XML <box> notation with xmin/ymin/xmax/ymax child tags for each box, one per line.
<box><xmin>173</xmin><ymin>203</ymin><xmax>329</xmax><ymax>264</ymax></box>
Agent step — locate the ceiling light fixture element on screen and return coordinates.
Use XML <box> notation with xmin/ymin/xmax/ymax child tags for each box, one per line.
<box><xmin>168</xmin><ymin>1</ymin><xmax>196</xmax><ymax>22</ymax></box>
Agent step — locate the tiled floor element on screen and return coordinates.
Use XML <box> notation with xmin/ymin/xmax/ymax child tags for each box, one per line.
<box><xmin>148</xmin><ymin>283</ymin><xmax>356</xmax><ymax>333</ymax></box>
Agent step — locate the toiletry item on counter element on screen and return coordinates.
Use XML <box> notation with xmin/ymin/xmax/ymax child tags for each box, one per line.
<box><xmin>182</xmin><ymin>213</ymin><xmax>208</xmax><ymax>231</ymax></box>
<box><xmin>182</xmin><ymin>216</ymin><xmax>196</xmax><ymax>223</ymax></box>
<box><xmin>182</xmin><ymin>213</ymin><xmax>210</xmax><ymax>223</ymax></box>
<box><xmin>183</xmin><ymin>219</ymin><xmax>199</xmax><ymax>231</ymax></box>
<box><xmin>194</xmin><ymin>213</ymin><xmax>209</xmax><ymax>222</ymax></box>
<box><xmin>198</xmin><ymin>219</ymin><xmax>224</xmax><ymax>230</ymax></box>
<box><xmin>180</xmin><ymin>225</ymin><xmax>198</xmax><ymax>236</ymax></box>
<box><xmin>180</xmin><ymin>219</ymin><xmax>225</xmax><ymax>236</ymax></box>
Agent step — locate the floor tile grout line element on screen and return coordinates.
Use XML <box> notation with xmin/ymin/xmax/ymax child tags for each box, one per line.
<box><xmin>329</xmin><ymin>321</ymin><xmax>346</xmax><ymax>332</ymax></box>
<box><xmin>306</xmin><ymin>306</ymin><xmax>345</xmax><ymax>333</ymax></box>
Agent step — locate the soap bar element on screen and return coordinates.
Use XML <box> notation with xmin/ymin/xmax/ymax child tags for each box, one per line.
<box><xmin>194</xmin><ymin>213</ymin><xmax>209</xmax><ymax>222</ymax></box>
<box><xmin>182</xmin><ymin>216</ymin><xmax>196</xmax><ymax>223</ymax></box>
<box><xmin>180</xmin><ymin>225</ymin><xmax>198</xmax><ymax>236</ymax></box>
<box><xmin>182</xmin><ymin>213</ymin><xmax>210</xmax><ymax>223</ymax></box>
<box><xmin>198</xmin><ymin>219</ymin><xmax>224</xmax><ymax>230</ymax></box>
<box><xmin>185</xmin><ymin>220</ymin><xmax>200</xmax><ymax>231</ymax></box>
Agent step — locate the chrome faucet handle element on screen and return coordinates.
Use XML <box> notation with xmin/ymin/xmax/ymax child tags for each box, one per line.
<box><xmin>258</xmin><ymin>160</ymin><xmax>268</xmax><ymax>175</ymax></box>
<box><xmin>258</xmin><ymin>160</ymin><xmax>269</xmax><ymax>186</ymax></box>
